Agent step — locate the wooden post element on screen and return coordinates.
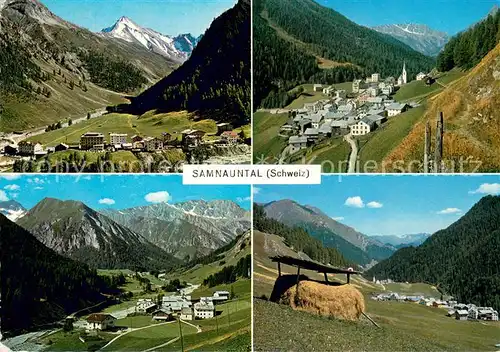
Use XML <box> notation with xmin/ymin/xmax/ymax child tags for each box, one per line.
<box><xmin>434</xmin><ymin>112</ymin><xmax>444</xmax><ymax>173</ymax></box>
<box><xmin>178</xmin><ymin>318</ymin><xmax>184</xmax><ymax>352</ymax></box>
<box><xmin>347</xmin><ymin>273</ymin><xmax>351</xmax><ymax>284</ymax></box>
<box><xmin>324</xmin><ymin>272</ymin><xmax>329</xmax><ymax>283</ymax></box>
<box><xmin>424</xmin><ymin>121</ymin><xmax>430</xmax><ymax>173</ymax></box>
<box><xmin>296</xmin><ymin>266</ymin><xmax>301</xmax><ymax>285</ymax></box>
<box><xmin>278</xmin><ymin>262</ymin><xmax>281</xmax><ymax>277</ymax></box>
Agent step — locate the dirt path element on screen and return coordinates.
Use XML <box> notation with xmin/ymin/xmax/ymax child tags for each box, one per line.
<box><xmin>344</xmin><ymin>133</ymin><xmax>357</xmax><ymax>173</ymax></box>
<box><xmin>141</xmin><ymin>337</ymin><xmax>179</xmax><ymax>352</ymax></box>
<box><xmin>185</xmin><ymin>329</ymin><xmax>248</xmax><ymax>351</ymax></box>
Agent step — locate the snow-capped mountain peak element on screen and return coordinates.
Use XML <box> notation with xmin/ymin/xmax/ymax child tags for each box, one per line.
<box><xmin>0</xmin><ymin>200</ymin><xmax>27</xmax><ymax>222</ymax></box>
<box><xmin>372</xmin><ymin>23</ymin><xmax>449</xmax><ymax>57</ymax></box>
<box><xmin>100</xmin><ymin>16</ymin><xmax>200</xmax><ymax>63</ymax></box>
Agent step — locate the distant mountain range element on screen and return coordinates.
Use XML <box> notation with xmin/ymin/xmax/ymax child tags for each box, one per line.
<box><xmin>0</xmin><ymin>200</ymin><xmax>27</xmax><ymax>222</ymax></box>
<box><xmin>366</xmin><ymin>196</ymin><xmax>500</xmax><ymax>310</ymax></box>
<box><xmin>101</xmin><ymin>16</ymin><xmax>201</xmax><ymax>63</ymax></box>
<box><xmin>262</xmin><ymin>199</ymin><xmax>394</xmax><ymax>266</ymax></box>
<box><xmin>101</xmin><ymin>200</ymin><xmax>250</xmax><ymax>260</ymax></box>
<box><xmin>372</xmin><ymin>24</ymin><xmax>449</xmax><ymax>57</ymax></box>
<box><xmin>370</xmin><ymin>233</ymin><xmax>431</xmax><ymax>249</ymax></box>
<box><xmin>12</xmin><ymin>197</ymin><xmax>250</xmax><ymax>269</ymax></box>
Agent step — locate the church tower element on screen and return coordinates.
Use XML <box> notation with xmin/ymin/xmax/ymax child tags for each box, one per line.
<box><xmin>402</xmin><ymin>61</ymin><xmax>407</xmax><ymax>84</ymax></box>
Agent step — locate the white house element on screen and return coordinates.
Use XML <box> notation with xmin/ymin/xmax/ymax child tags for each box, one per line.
<box><xmin>194</xmin><ymin>301</ymin><xmax>215</xmax><ymax>319</ymax></box>
<box><xmin>137</xmin><ymin>299</ymin><xmax>157</xmax><ymax>313</ymax></box>
<box><xmin>416</xmin><ymin>72</ymin><xmax>427</xmax><ymax>81</ymax></box>
<box><xmin>162</xmin><ymin>295</ymin><xmax>192</xmax><ymax>312</ymax></box>
<box><xmin>18</xmin><ymin>141</ymin><xmax>44</xmax><ymax>156</ymax></box>
<box><xmin>322</xmin><ymin>86</ymin><xmax>335</xmax><ymax>96</ymax></box>
<box><xmin>109</xmin><ymin>133</ymin><xmax>127</xmax><ymax>145</ymax></box>
<box><xmin>313</xmin><ymin>84</ymin><xmax>323</xmax><ymax>92</ymax></box>
<box><xmin>455</xmin><ymin>310</ymin><xmax>469</xmax><ymax>321</ymax></box>
<box><xmin>86</xmin><ymin>313</ymin><xmax>116</xmax><ymax>331</ymax></box>
<box><xmin>387</xmin><ymin>103</ymin><xmax>410</xmax><ymax>117</ymax></box>
<box><xmin>80</xmin><ymin>132</ymin><xmax>105</xmax><ymax>151</ymax></box>
<box><xmin>221</xmin><ymin>131</ymin><xmax>239</xmax><ymax>144</ymax></box>
<box><xmin>213</xmin><ymin>291</ymin><xmax>230</xmax><ymax>302</ymax></box>
<box><xmin>310</xmin><ymin>114</ymin><xmax>323</xmax><ymax>129</ymax></box>
<box><xmin>371</xmin><ymin>73</ymin><xmax>380</xmax><ymax>83</ymax></box>
<box><xmin>143</xmin><ymin>137</ymin><xmax>164</xmax><ymax>152</ymax></box>
<box><xmin>352</xmin><ymin>79</ymin><xmax>366</xmax><ymax>93</ymax></box>
<box><xmin>350</xmin><ymin>117</ymin><xmax>375</xmax><ymax>136</ymax></box>
<box><xmin>289</xmin><ymin>136</ymin><xmax>308</xmax><ymax>153</ymax></box>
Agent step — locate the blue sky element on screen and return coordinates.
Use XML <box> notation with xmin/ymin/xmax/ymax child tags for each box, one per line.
<box><xmin>254</xmin><ymin>175</ymin><xmax>500</xmax><ymax>237</ymax></box>
<box><xmin>42</xmin><ymin>0</ymin><xmax>237</xmax><ymax>36</ymax></box>
<box><xmin>317</xmin><ymin>0</ymin><xmax>499</xmax><ymax>35</ymax></box>
<box><xmin>0</xmin><ymin>175</ymin><xmax>250</xmax><ymax>211</ymax></box>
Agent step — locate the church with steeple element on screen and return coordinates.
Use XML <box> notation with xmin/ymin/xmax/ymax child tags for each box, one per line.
<box><xmin>397</xmin><ymin>61</ymin><xmax>408</xmax><ymax>86</ymax></box>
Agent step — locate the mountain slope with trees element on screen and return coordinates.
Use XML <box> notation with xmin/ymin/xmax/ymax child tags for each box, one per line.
<box><xmin>254</xmin><ymin>204</ymin><xmax>353</xmax><ymax>268</ymax></box>
<box><xmin>253</xmin><ymin>0</ymin><xmax>435</xmax><ymax>108</ymax></box>
<box><xmin>0</xmin><ymin>214</ymin><xmax>118</xmax><ymax>333</ymax></box>
<box><xmin>261</xmin><ymin>200</ymin><xmax>394</xmax><ymax>266</ymax></box>
<box><xmin>437</xmin><ymin>10</ymin><xmax>500</xmax><ymax>72</ymax></box>
<box><xmin>366</xmin><ymin>196</ymin><xmax>500</xmax><ymax>310</ymax></box>
<box><xmin>17</xmin><ymin>198</ymin><xmax>180</xmax><ymax>271</ymax></box>
<box><xmin>123</xmin><ymin>0</ymin><xmax>250</xmax><ymax>127</ymax></box>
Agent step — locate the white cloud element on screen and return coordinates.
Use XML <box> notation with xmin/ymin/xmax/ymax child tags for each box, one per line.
<box><xmin>27</xmin><ymin>177</ymin><xmax>45</xmax><ymax>185</ymax></box>
<box><xmin>469</xmin><ymin>183</ymin><xmax>500</xmax><ymax>195</ymax></box>
<box><xmin>4</xmin><ymin>184</ymin><xmax>20</xmax><ymax>191</ymax></box>
<box><xmin>10</xmin><ymin>193</ymin><xmax>19</xmax><ymax>199</ymax></box>
<box><xmin>252</xmin><ymin>187</ymin><xmax>261</xmax><ymax>195</ymax></box>
<box><xmin>236</xmin><ymin>196</ymin><xmax>251</xmax><ymax>203</ymax></box>
<box><xmin>345</xmin><ymin>196</ymin><xmax>364</xmax><ymax>208</ymax></box>
<box><xmin>332</xmin><ymin>216</ymin><xmax>345</xmax><ymax>221</ymax></box>
<box><xmin>437</xmin><ymin>208</ymin><xmax>462</xmax><ymax>215</ymax></box>
<box><xmin>367</xmin><ymin>201</ymin><xmax>383</xmax><ymax>209</ymax></box>
<box><xmin>99</xmin><ymin>198</ymin><xmax>116</xmax><ymax>205</ymax></box>
<box><xmin>0</xmin><ymin>175</ymin><xmax>20</xmax><ymax>180</ymax></box>
<box><xmin>34</xmin><ymin>186</ymin><xmax>44</xmax><ymax>190</ymax></box>
<box><xmin>145</xmin><ymin>191</ymin><xmax>172</xmax><ymax>204</ymax></box>
<box><xmin>0</xmin><ymin>190</ymin><xmax>8</xmax><ymax>202</ymax></box>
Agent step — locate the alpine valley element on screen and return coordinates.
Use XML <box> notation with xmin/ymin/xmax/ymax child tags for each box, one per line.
<box><xmin>2</xmin><ymin>0</ymin><xmax>251</xmax><ymax>172</ymax></box>
<box><xmin>1</xmin><ymin>193</ymin><xmax>251</xmax><ymax>350</ymax></box>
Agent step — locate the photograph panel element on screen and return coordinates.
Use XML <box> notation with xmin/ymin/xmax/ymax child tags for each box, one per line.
<box><xmin>0</xmin><ymin>0</ymin><xmax>250</xmax><ymax>173</ymax></box>
<box><xmin>0</xmin><ymin>175</ymin><xmax>251</xmax><ymax>351</ymax></box>
<box><xmin>253</xmin><ymin>0</ymin><xmax>500</xmax><ymax>173</ymax></box>
<box><xmin>253</xmin><ymin>175</ymin><xmax>500</xmax><ymax>350</ymax></box>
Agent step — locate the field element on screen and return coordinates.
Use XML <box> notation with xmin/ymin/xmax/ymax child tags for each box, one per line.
<box><xmin>253</xmin><ymin>230</ymin><xmax>500</xmax><ymax>351</ymax></box>
<box><xmin>253</xmin><ymin>111</ymin><xmax>288</xmax><ymax>162</ymax></box>
<box><xmin>302</xmin><ymin>136</ymin><xmax>350</xmax><ymax>172</ymax></box>
<box><xmin>357</xmin><ymin>105</ymin><xmax>427</xmax><ymax>172</ymax></box>
<box><xmin>26</xmin><ymin>110</ymin><xmax>217</xmax><ymax>147</ymax></box>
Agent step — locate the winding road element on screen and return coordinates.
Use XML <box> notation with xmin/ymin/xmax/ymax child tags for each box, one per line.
<box><xmin>344</xmin><ymin>133</ymin><xmax>358</xmax><ymax>173</ymax></box>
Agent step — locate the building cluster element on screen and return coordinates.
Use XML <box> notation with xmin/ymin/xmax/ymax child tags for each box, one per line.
<box><xmin>3</xmin><ymin>123</ymin><xmax>242</xmax><ymax>158</ymax></box>
<box><xmin>283</xmin><ymin>63</ymin><xmax>417</xmax><ymax>154</ymax></box>
<box><xmin>371</xmin><ymin>292</ymin><xmax>498</xmax><ymax>322</ymax></box>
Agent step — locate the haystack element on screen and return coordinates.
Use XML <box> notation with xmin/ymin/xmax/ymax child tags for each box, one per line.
<box><xmin>271</xmin><ymin>275</ymin><xmax>365</xmax><ymax>321</ymax></box>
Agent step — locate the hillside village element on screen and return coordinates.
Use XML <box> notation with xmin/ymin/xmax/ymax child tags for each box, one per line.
<box><xmin>371</xmin><ymin>288</ymin><xmax>499</xmax><ymax>322</ymax></box>
<box><xmin>1</xmin><ymin>122</ymin><xmax>247</xmax><ymax>163</ymax></box>
<box><xmin>279</xmin><ymin>63</ymin><xmax>429</xmax><ymax>155</ymax></box>
<box><xmin>85</xmin><ymin>290</ymin><xmax>231</xmax><ymax>332</ymax></box>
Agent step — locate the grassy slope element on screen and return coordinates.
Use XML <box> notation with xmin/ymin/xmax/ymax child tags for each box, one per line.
<box><xmin>303</xmin><ymin>136</ymin><xmax>350</xmax><ymax>172</ymax></box>
<box><xmin>357</xmin><ymin>105</ymin><xmax>427</xmax><ymax>172</ymax></box>
<box><xmin>384</xmin><ymin>44</ymin><xmax>500</xmax><ymax>172</ymax></box>
<box><xmin>253</xmin><ymin>230</ymin><xmax>500</xmax><ymax>351</ymax></box>
<box><xmin>168</xmin><ymin>234</ymin><xmax>251</xmax><ymax>285</ymax></box>
<box><xmin>253</xmin><ymin>111</ymin><xmax>288</xmax><ymax>162</ymax></box>
<box><xmin>26</xmin><ymin>111</ymin><xmax>217</xmax><ymax>147</ymax></box>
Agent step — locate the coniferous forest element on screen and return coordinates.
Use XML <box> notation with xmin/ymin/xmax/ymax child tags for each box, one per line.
<box><xmin>203</xmin><ymin>255</ymin><xmax>251</xmax><ymax>287</ymax></box>
<box><xmin>366</xmin><ymin>196</ymin><xmax>500</xmax><ymax>310</ymax></box>
<box><xmin>437</xmin><ymin>10</ymin><xmax>500</xmax><ymax>71</ymax></box>
<box><xmin>0</xmin><ymin>215</ymin><xmax>118</xmax><ymax>334</ymax></box>
<box><xmin>253</xmin><ymin>204</ymin><xmax>352</xmax><ymax>268</ymax></box>
<box><xmin>253</xmin><ymin>0</ymin><xmax>435</xmax><ymax>108</ymax></box>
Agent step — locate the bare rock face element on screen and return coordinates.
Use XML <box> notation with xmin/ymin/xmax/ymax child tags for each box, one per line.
<box><xmin>270</xmin><ymin>275</ymin><xmax>365</xmax><ymax>321</ymax></box>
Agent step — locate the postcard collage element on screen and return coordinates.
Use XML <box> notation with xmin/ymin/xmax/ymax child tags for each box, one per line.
<box><xmin>0</xmin><ymin>0</ymin><xmax>499</xmax><ymax>350</ymax></box>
